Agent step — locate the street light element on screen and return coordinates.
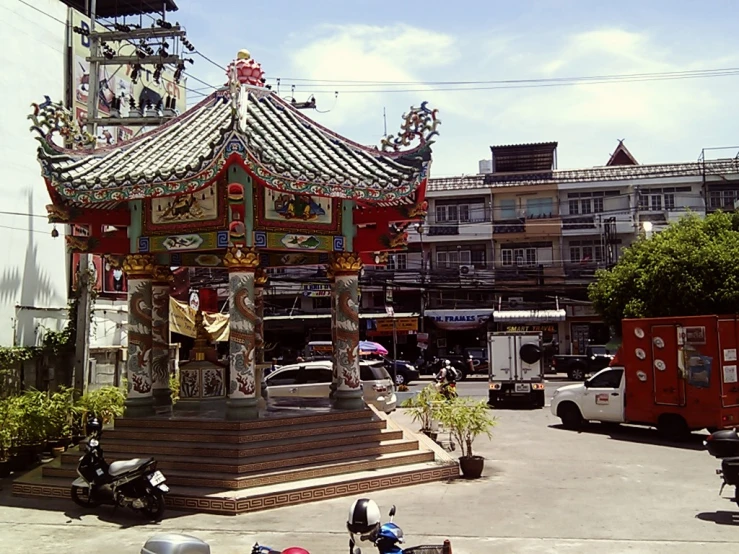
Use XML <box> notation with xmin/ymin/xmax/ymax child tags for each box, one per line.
<box><xmin>642</xmin><ymin>221</ymin><xmax>653</xmax><ymax>239</ymax></box>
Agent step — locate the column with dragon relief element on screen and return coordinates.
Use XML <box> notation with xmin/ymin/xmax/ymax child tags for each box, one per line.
<box><xmin>122</xmin><ymin>254</ymin><xmax>156</xmax><ymax>417</ymax></box>
<box><xmin>151</xmin><ymin>266</ymin><xmax>173</xmax><ymax>411</ymax></box>
<box><xmin>330</xmin><ymin>252</ymin><xmax>364</xmax><ymax>410</ymax></box>
<box><xmin>224</xmin><ymin>246</ymin><xmax>260</xmax><ymax>420</ymax></box>
<box><xmin>254</xmin><ymin>267</ymin><xmax>268</xmax><ymax>409</ymax></box>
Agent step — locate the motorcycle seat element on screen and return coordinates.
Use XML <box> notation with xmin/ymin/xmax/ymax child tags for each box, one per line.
<box><xmin>710</xmin><ymin>429</ymin><xmax>739</xmax><ymax>440</ymax></box>
<box><xmin>108</xmin><ymin>457</ymin><xmax>154</xmax><ymax>477</ymax></box>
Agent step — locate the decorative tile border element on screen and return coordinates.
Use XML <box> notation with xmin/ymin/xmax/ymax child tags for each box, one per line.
<box><xmin>17</xmin><ymin>462</ymin><xmax>460</xmax><ymax>516</ymax></box>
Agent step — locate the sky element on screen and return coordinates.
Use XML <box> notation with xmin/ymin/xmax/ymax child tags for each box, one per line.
<box><xmin>174</xmin><ymin>0</ymin><xmax>739</xmax><ymax>177</ymax></box>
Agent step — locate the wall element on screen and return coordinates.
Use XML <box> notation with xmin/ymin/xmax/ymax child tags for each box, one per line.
<box><xmin>0</xmin><ymin>0</ymin><xmax>70</xmax><ymax>346</ymax></box>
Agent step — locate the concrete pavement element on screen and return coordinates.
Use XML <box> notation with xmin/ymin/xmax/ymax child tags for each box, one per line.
<box><xmin>2</xmin><ymin>406</ymin><xmax>738</xmax><ymax>553</ymax></box>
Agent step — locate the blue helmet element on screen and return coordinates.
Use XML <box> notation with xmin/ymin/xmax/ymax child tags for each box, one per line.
<box><xmin>377</xmin><ymin>522</ymin><xmax>404</xmax><ymax>543</ymax></box>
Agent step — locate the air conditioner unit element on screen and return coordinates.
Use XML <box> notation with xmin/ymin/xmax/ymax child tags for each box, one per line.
<box><xmin>508</xmin><ymin>297</ymin><xmax>524</xmax><ymax>309</ymax></box>
<box><xmin>459</xmin><ymin>264</ymin><xmax>475</xmax><ymax>276</ymax></box>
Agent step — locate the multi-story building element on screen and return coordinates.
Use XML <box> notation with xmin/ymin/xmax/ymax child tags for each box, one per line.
<box><xmin>406</xmin><ymin>141</ymin><xmax>739</xmax><ymax>358</ymax></box>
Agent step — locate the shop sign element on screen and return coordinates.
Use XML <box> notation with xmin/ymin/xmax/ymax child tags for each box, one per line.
<box><xmin>426</xmin><ymin>310</ymin><xmax>492</xmax><ymax>331</ymax></box>
<box><xmin>506</xmin><ymin>325</ymin><xmax>557</xmax><ymax>333</ymax></box>
<box><xmin>375</xmin><ymin>318</ymin><xmax>418</xmax><ymax>333</ymax></box>
<box><xmin>417</xmin><ymin>332</ymin><xmax>429</xmax><ymax>342</ymax></box>
<box><xmin>302</xmin><ymin>284</ymin><xmax>332</xmax><ymax>297</ymax></box>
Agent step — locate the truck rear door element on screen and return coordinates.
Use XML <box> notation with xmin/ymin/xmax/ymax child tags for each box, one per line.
<box><xmin>651</xmin><ymin>324</ymin><xmax>685</xmax><ymax>406</ymax></box>
<box><xmin>718</xmin><ymin>319</ymin><xmax>739</xmax><ymax>408</ymax></box>
<box><xmin>489</xmin><ymin>334</ymin><xmax>514</xmax><ymax>384</ymax></box>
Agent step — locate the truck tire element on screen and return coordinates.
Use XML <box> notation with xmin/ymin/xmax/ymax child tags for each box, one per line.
<box><xmin>558</xmin><ymin>402</ymin><xmax>583</xmax><ymax>430</ymax></box>
<box><xmin>657</xmin><ymin>414</ymin><xmax>690</xmax><ymax>441</ymax></box>
<box><xmin>568</xmin><ymin>365</ymin><xmax>586</xmax><ymax>381</ymax></box>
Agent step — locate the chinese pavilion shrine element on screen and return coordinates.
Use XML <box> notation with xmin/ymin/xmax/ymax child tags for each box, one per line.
<box><xmin>14</xmin><ymin>51</ymin><xmax>456</xmax><ymax>513</ymax></box>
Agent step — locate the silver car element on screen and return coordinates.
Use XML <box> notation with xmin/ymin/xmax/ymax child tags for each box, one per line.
<box><xmin>264</xmin><ymin>359</ymin><xmax>397</xmax><ymax>413</ymax></box>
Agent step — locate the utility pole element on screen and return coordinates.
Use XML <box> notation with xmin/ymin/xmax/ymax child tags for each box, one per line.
<box><xmin>70</xmin><ymin>1</ymin><xmax>194</xmax><ymax>395</ymax></box>
<box><xmin>73</xmin><ymin>0</ymin><xmax>98</xmax><ymax>395</ymax></box>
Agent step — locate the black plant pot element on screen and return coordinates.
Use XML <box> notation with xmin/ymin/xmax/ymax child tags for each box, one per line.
<box><xmin>422</xmin><ymin>429</ymin><xmax>438</xmax><ymax>442</ymax></box>
<box><xmin>459</xmin><ymin>455</ymin><xmax>485</xmax><ymax>479</ymax></box>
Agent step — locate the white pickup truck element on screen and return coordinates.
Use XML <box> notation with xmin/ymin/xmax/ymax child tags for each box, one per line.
<box><xmin>550</xmin><ymin>366</ymin><xmax>625</xmax><ymax>429</ymax></box>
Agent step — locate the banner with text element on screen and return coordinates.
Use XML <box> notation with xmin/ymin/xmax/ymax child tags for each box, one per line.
<box><xmin>425</xmin><ymin>310</ymin><xmax>493</xmax><ymax>331</ymax></box>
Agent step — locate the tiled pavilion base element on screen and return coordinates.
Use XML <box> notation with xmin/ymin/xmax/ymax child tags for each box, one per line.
<box><xmin>12</xmin><ymin>403</ymin><xmax>459</xmax><ymax>515</ymax></box>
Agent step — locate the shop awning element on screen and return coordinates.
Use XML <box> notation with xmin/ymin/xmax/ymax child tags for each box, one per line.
<box><xmin>425</xmin><ymin>309</ymin><xmax>493</xmax><ymax>331</ymax></box>
<box><xmin>493</xmin><ymin>309</ymin><xmax>567</xmax><ymax>323</ymax></box>
<box><xmin>264</xmin><ymin>312</ymin><xmax>420</xmax><ymax>321</ymax></box>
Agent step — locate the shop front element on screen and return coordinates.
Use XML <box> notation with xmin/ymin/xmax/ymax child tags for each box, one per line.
<box><xmin>425</xmin><ymin>309</ymin><xmax>494</xmax><ymax>357</ymax></box>
<box><xmin>566</xmin><ymin>305</ymin><xmax>611</xmax><ymax>354</ymax></box>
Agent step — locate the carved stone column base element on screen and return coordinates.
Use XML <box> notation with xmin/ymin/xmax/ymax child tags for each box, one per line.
<box><xmin>331</xmin><ymin>388</ymin><xmax>365</xmax><ymax>411</ymax></box>
<box><xmin>124</xmin><ymin>396</ymin><xmax>155</xmax><ymax>418</ymax></box>
<box><xmin>226</xmin><ymin>397</ymin><xmax>259</xmax><ymax>420</ymax></box>
<box><xmin>152</xmin><ymin>388</ymin><xmax>173</xmax><ymax>411</ymax></box>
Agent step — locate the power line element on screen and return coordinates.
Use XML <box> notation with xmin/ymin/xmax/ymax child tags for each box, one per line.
<box><xmin>15</xmin><ymin>0</ymin><xmax>67</xmax><ymax>25</ymax></box>
<box><xmin>275</xmin><ymin>66</ymin><xmax>739</xmax><ymax>86</ymax></box>
<box><xmin>194</xmin><ymin>50</ymin><xmax>225</xmax><ymax>71</ymax></box>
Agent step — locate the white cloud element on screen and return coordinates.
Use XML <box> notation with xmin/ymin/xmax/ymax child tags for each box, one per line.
<box><xmin>286</xmin><ymin>23</ymin><xmax>737</xmax><ymax>176</ymax></box>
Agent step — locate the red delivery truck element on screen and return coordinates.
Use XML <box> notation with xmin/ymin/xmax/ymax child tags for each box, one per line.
<box><xmin>551</xmin><ymin>314</ymin><xmax>739</xmax><ymax>439</ymax></box>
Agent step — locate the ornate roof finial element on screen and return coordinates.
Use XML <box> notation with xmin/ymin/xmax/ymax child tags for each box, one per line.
<box><xmin>226</xmin><ymin>49</ymin><xmax>265</xmax><ymax>87</ymax></box>
<box><xmin>380</xmin><ymin>101</ymin><xmax>441</xmax><ymax>153</ymax></box>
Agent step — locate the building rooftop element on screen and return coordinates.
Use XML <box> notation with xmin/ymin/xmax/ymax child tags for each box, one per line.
<box><xmin>491</xmin><ymin>142</ymin><xmax>558</xmax><ymax>173</ymax></box>
<box><xmin>59</xmin><ymin>0</ymin><xmax>178</xmax><ymax>17</ymax></box>
<box><xmin>429</xmin><ymin>158</ymin><xmax>739</xmax><ymax>192</ymax></box>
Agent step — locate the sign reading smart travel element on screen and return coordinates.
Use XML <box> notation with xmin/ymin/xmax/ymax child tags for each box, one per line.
<box><xmin>426</xmin><ymin>310</ymin><xmax>493</xmax><ymax>331</ymax></box>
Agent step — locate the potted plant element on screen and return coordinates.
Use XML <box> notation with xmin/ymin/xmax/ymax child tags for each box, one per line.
<box><xmin>400</xmin><ymin>384</ymin><xmax>444</xmax><ymax>441</ymax></box>
<box><xmin>10</xmin><ymin>389</ymin><xmax>49</xmax><ymax>470</ymax></box>
<box><xmin>76</xmin><ymin>386</ymin><xmax>126</xmax><ymax>427</ymax></box>
<box><xmin>0</xmin><ymin>397</ymin><xmax>19</xmax><ymax>477</ymax></box>
<box><xmin>45</xmin><ymin>387</ymin><xmax>77</xmax><ymax>455</ymax></box>
<box><xmin>437</xmin><ymin>397</ymin><xmax>497</xmax><ymax>479</ymax></box>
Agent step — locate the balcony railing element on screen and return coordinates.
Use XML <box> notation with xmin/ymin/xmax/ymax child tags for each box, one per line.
<box><xmin>561</xmin><ymin>214</ymin><xmax>597</xmax><ymax>230</ymax></box>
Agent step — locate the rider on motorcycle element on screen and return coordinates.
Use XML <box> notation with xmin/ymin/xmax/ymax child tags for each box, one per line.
<box><xmin>435</xmin><ymin>360</ymin><xmax>459</xmax><ymax>400</ymax></box>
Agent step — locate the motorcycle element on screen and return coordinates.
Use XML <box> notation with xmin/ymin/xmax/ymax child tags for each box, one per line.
<box><xmin>704</xmin><ymin>428</ymin><xmax>739</xmax><ymax>504</ymax></box>
<box><xmin>71</xmin><ymin>416</ymin><xmax>169</xmax><ymax>520</ymax></box>
<box><xmin>140</xmin><ymin>534</ymin><xmax>310</xmax><ymax>554</ymax></box>
<box><xmin>350</xmin><ymin>504</ymin><xmax>452</xmax><ymax>554</ymax></box>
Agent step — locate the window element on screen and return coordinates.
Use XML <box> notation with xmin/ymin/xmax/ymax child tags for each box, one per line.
<box><xmin>360</xmin><ymin>362</ymin><xmax>392</xmax><ymax>381</ymax></box>
<box><xmin>587</xmin><ymin>369</ymin><xmax>624</xmax><ymax>389</ymax></box>
<box><xmin>638</xmin><ymin>193</ymin><xmax>649</xmax><ymax>211</ymax></box>
<box><xmin>664</xmin><ymin>193</ymin><xmax>675</xmax><ymax>210</ymax></box>
<box><xmin>525</xmin><ymin>248</ymin><xmax>536</xmax><ymax>266</ymax></box>
<box><xmin>723</xmin><ymin>190</ymin><xmax>737</xmax><ymax>209</ymax></box>
<box><xmin>593</xmin><ymin>197</ymin><xmax>604</xmax><ymax>213</ymax></box>
<box><xmin>435</xmin><ymin>204</ymin><xmax>458</xmax><ymax>222</ymax></box>
<box><xmin>458</xmin><ymin>204</ymin><xmax>470</xmax><ymax>222</ymax></box>
<box><xmin>387</xmin><ymin>253</ymin><xmax>407</xmax><ymax>270</ymax></box>
<box><xmin>569</xmin><ymin>199</ymin><xmax>579</xmax><ymax>215</ymax></box>
<box><xmin>502</xmin><ymin>249</ymin><xmax>513</xmax><ymax>266</ymax></box>
<box><xmin>580</xmin><ymin>198</ymin><xmax>592</xmax><ymax>214</ymax></box>
<box><xmin>436</xmin><ymin>250</ymin><xmax>471</xmax><ymax>268</ymax></box>
<box><xmin>569</xmin><ymin>241</ymin><xmax>604</xmax><ymax>263</ymax></box>
<box><xmin>526</xmin><ymin>197</ymin><xmax>553</xmax><ymax>218</ymax></box>
<box><xmin>312</xmin><ymin>297</ymin><xmax>331</xmax><ymax>310</ymax></box>
<box><xmin>499</xmin><ymin>199</ymin><xmax>517</xmax><ymax>219</ymax></box>
<box><xmin>651</xmin><ymin>194</ymin><xmax>662</xmax><ymax>211</ymax></box>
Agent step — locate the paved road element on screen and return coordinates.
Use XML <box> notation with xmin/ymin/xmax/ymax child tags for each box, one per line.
<box><xmin>408</xmin><ymin>373</ymin><xmax>577</xmax><ymax>405</ymax></box>
<box><xmin>3</xmin><ymin>401</ymin><xmax>736</xmax><ymax>553</ymax></box>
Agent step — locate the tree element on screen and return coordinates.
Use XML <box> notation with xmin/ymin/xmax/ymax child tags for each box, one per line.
<box><xmin>588</xmin><ymin>211</ymin><xmax>739</xmax><ymax>331</ymax></box>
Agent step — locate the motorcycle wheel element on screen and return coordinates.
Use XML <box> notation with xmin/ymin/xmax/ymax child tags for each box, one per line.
<box><xmin>139</xmin><ymin>490</ymin><xmax>165</xmax><ymax>520</ymax></box>
<box><xmin>71</xmin><ymin>485</ymin><xmax>101</xmax><ymax>508</ymax></box>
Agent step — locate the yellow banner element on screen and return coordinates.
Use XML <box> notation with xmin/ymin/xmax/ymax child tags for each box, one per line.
<box><xmin>169</xmin><ymin>298</ymin><xmax>229</xmax><ymax>342</ymax></box>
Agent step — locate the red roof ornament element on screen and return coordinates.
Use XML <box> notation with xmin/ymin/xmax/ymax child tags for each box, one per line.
<box><xmin>226</xmin><ymin>49</ymin><xmax>265</xmax><ymax>87</ymax></box>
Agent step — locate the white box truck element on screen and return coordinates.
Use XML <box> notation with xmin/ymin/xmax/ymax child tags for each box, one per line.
<box><xmin>488</xmin><ymin>331</ymin><xmax>546</xmax><ymax>408</ymax></box>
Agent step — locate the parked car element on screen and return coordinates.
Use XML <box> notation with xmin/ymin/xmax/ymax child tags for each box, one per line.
<box><xmin>264</xmin><ymin>359</ymin><xmax>397</xmax><ymax>413</ymax></box>
<box><xmin>551</xmin><ymin>345</ymin><xmax>614</xmax><ymax>380</ymax></box>
<box><xmin>381</xmin><ymin>358</ymin><xmax>420</xmax><ymax>385</ymax></box>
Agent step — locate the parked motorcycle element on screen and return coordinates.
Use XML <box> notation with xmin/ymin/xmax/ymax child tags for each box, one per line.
<box><xmin>140</xmin><ymin>534</ymin><xmax>310</xmax><ymax>554</ymax></box>
<box><xmin>348</xmin><ymin>499</ymin><xmax>452</xmax><ymax>554</ymax></box>
<box><xmin>71</xmin><ymin>416</ymin><xmax>169</xmax><ymax>520</ymax></box>
<box><xmin>704</xmin><ymin>428</ymin><xmax>739</xmax><ymax>504</ymax></box>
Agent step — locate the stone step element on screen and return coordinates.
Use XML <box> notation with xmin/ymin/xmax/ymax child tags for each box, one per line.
<box><xmin>114</xmin><ymin>408</ymin><xmax>373</xmax><ymax>432</ymax></box>
<box><xmin>62</xmin><ymin>427</ymin><xmax>404</xmax><ymax>460</ymax></box>
<box><xmin>52</xmin><ymin>438</ymin><xmax>421</xmax><ymax>477</ymax></box>
<box><xmin>13</xmin><ymin>457</ymin><xmax>458</xmax><ymax>514</ymax></box>
<box><xmin>102</xmin><ymin>419</ymin><xmax>387</xmax><ymax>444</ymax></box>
<box><xmin>43</xmin><ymin>450</ymin><xmax>435</xmax><ymax>489</ymax></box>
